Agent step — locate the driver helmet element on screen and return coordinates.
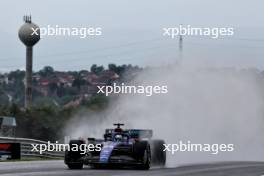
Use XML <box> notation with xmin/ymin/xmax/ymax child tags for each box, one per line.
<box><xmin>115</xmin><ymin>134</ymin><xmax>122</xmax><ymax>141</ymax></box>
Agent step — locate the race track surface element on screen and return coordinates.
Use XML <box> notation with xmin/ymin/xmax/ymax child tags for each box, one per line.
<box><xmin>1</xmin><ymin>160</ymin><xmax>264</xmax><ymax>176</ymax></box>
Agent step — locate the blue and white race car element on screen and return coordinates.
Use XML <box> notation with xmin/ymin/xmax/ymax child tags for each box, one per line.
<box><xmin>64</xmin><ymin>123</ymin><xmax>166</xmax><ymax>170</ymax></box>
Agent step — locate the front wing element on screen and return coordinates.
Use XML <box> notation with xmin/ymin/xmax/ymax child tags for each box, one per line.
<box><xmin>82</xmin><ymin>155</ymin><xmax>143</xmax><ymax>165</ymax></box>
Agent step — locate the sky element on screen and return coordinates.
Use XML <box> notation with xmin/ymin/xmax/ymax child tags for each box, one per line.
<box><xmin>0</xmin><ymin>0</ymin><xmax>264</xmax><ymax>71</ymax></box>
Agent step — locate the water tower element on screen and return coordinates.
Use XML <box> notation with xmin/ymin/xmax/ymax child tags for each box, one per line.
<box><xmin>18</xmin><ymin>16</ymin><xmax>40</xmax><ymax>108</ymax></box>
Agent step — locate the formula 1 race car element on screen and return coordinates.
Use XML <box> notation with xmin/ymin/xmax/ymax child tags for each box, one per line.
<box><xmin>64</xmin><ymin>123</ymin><xmax>166</xmax><ymax>170</ymax></box>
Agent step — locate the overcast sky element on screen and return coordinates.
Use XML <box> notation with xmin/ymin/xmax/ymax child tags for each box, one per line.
<box><xmin>0</xmin><ymin>0</ymin><xmax>264</xmax><ymax>71</ymax></box>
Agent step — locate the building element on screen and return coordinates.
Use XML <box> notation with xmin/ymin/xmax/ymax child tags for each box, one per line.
<box><xmin>0</xmin><ymin>75</ymin><xmax>9</xmax><ymax>85</ymax></box>
<box><xmin>0</xmin><ymin>117</ymin><xmax>17</xmax><ymax>137</ymax></box>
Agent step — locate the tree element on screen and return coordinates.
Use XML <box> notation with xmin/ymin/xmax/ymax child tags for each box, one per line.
<box><xmin>48</xmin><ymin>82</ymin><xmax>58</xmax><ymax>94</ymax></box>
<box><xmin>90</xmin><ymin>64</ymin><xmax>97</xmax><ymax>73</ymax></box>
<box><xmin>72</xmin><ymin>78</ymin><xmax>86</xmax><ymax>90</ymax></box>
<box><xmin>108</xmin><ymin>63</ymin><xmax>117</xmax><ymax>72</ymax></box>
<box><xmin>8</xmin><ymin>70</ymin><xmax>25</xmax><ymax>81</ymax></box>
<box><xmin>39</xmin><ymin>66</ymin><xmax>54</xmax><ymax>77</ymax></box>
<box><xmin>90</xmin><ymin>64</ymin><xmax>104</xmax><ymax>75</ymax></box>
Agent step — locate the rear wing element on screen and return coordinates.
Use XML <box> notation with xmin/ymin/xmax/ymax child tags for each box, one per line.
<box><xmin>87</xmin><ymin>138</ymin><xmax>104</xmax><ymax>144</ymax></box>
<box><xmin>128</xmin><ymin>129</ymin><xmax>153</xmax><ymax>139</ymax></box>
<box><xmin>105</xmin><ymin>129</ymin><xmax>153</xmax><ymax>139</ymax></box>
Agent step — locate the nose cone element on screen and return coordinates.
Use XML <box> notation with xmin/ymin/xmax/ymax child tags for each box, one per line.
<box><xmin>18</xmin><ymin>22</ymin><xmax>40</xmax><ymax>47</ymax></box>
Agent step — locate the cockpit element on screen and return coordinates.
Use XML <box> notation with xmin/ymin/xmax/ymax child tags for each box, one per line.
<box><xmin>113</xmin><ymin>133</ymin><xmax>129</xmax><ymax>142</ymax></box>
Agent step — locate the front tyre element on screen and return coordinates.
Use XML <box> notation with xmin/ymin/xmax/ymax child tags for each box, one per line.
<box><xmin>67</xmin><ymin>163</ymin><xmax>83</xmax><ymax>169</ymax></box>
<box><xmin>64</xmin><ymin>140</ymin><xmax>85</xmax><ymax>170</ymax></box>
<box><xmin>141</xmin><ymin>146</ymin><xmax>151</xmax><ymax>170</ymax></box>
<box><xmin>133</xmin><ymin>141</ymin><xmax>151</xmax><ymax>170</ymax></box>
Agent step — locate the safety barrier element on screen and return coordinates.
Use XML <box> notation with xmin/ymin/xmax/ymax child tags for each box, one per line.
<box><xmin>0</xmin><ymin>137</ymin><xmax>64</xmax><ymax>159</ymax></box>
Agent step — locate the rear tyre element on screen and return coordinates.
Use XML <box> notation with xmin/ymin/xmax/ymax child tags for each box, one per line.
<box><xmin>64</xmin><ymin>140</ymin><xmax>85</xmax><ymax>170</ymax></box>
<box><xmin>151</xmin><ymin>140</ymin><xmax>166</xmax><ymax>167</ymax></box>
<box><xmin>91</xmin><ymin>164</ymin><xmax>102</xmax><ymax>169</ymax></box>
<box><xmin>67</xmin><ymin>163</ymin><xmax>83</xmax><ymax>169</ymax></box>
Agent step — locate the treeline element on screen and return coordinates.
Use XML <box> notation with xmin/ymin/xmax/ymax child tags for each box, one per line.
<box><xmin>0</xmin><ymin>63</ymin><xmax>141</xmax><ymax>140</ymax></box>
<box><xmin>0</xmin><ymin>64</ymin><xmax>142</xmax><ymax>108</ymax></box>
<box><xmin>0</xmin><ymin>95</ymin><xmax>109</xmax><ymax>141</ymax></box>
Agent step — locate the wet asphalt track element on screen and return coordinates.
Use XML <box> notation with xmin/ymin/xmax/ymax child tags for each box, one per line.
<box><xmin>1</xmin><ymin>160</ymin><xmax>264</xmax><ymax>176</ymax></box>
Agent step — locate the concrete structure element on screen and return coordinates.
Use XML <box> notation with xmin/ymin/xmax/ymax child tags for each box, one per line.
<box><xmin>0</xmin><ymin>116</ymin><xmax>17</xmax><ymax>137</ymax></box>
<box><xmin>18</xmin><ymin>16</ymin><xmax>40</xmax><ymax>108</ymax></box>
